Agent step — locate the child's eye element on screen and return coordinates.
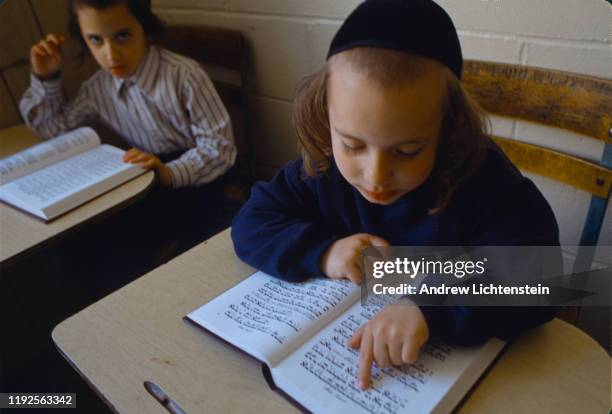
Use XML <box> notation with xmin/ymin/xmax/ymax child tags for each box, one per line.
<box><xmin>87</xmin><ymin>35</ymin><xmax>103</xmax><ymax>45</ymax></box>
<box><xmin>116</xmin><ymin>31</ymin><xmax>131</xmax><ymax>42</ymax></box>
<box><xmin>342</xmin><ymin>142</ymin><xmax>365</xmax><ymax>152</ymax></box>
<box><xmin>395</xmin><ymin>148</ymin><xmax>422</xmax><ymax>157</ymax></box>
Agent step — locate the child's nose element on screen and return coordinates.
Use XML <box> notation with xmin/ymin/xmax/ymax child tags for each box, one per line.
<box><xmin>365</xmin><ymin>151</ymin><xmax>392</xmax><ymax>189</ymax></box>
<box><xmin>104</xmin><ymin>42</ymin><xmax>120</xmax><ymax>63</ymax></box>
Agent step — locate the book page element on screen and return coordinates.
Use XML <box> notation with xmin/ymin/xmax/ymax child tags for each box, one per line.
<box><xmin>0</xmin><ymin>127</ymin><xmax>100</xmax><ymax>184</ymax></box>
<box><xmin>0</xmin><ymin>145</ymin><xmax>143</xmax><ymax>220</ymax></box>
<box><xmin>273</xmin><ymin>298</ymin><xmax>505</xmax><ymax>414</ymax></box>
<box><xmin>186</xmin><ymin>271</ymin><xmax>360</xmax><ymax>367</ymax></box>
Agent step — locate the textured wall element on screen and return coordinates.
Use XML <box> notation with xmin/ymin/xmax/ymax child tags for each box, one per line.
<box><xmin>0</xmin><ymin>0</ymin><xmax>98</xmax><ymax>129</ymax></box>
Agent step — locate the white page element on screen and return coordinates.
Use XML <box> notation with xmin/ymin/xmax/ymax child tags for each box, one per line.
<box><xmin>187</xmin><ymin>271</ymin><xmax>360</xmax><ymax>366</ymax></box>
<box><xmin>0</xmin><ymin>145</ymin><xmax>143</xmax><ymax>220</ymax></box>
<box><xmin>0</xmin><ymin>127</ymin><xmax>100</xmax><ymax>184</ymax></box>
<box><xmin>273</xmin><ymin>298</ymin><xmax>505</xmax><ymax>414</ymax></box>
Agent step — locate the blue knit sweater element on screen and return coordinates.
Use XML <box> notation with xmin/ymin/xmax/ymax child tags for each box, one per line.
<box><xmin>231</xmin><ymin>141</ymin><xmax>559</xmax><ymax>344</ymax></box>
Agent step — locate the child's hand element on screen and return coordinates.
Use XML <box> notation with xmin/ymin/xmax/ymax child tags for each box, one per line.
<box><xmin>123</xmin><ymin>148</ymin><xmax>173</xmax><ymax>186</ymax></box>
<box><xmin>320</xmin><ymin>233</ymin><xmax>389</xmax><ymax>284</ymax></box>
<box><xmin>347</xmin><ymin>300</ymin><xmax>429</xmax><ymax>390</ymax></box>
<box><xmin>30</xmin><ymin>34</ymin><xmax>65</xmax><ymax>80</ymax></box>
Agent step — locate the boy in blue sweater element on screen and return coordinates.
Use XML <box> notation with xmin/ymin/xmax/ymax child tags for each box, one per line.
<box><xmin>232</xmin><ymin>0</ymin><xmax>558</xmax><ymax>390</ymax></box>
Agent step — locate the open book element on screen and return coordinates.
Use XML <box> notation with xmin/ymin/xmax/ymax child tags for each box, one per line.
<box><xmin>0</xmin><ymin>127</ymin><xmax>146</xmax><ymax>221</ymax></box>
<box><xmin>186</xmin><ymin>271</ymin><xmax>506</xmax><ymax>414</ymax></box>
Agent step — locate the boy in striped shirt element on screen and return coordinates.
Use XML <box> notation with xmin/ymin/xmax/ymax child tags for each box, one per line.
<box><xmin>20</xmin><ymin>0</ymin><xmax>240</xmax><ymax>294</ymax></box>
<box><xmin>21</xmin><ymin>0</ymin><xmax>236</xmax><ymax>188</ymax></box>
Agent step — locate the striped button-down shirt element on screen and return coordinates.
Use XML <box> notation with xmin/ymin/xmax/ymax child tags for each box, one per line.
<box><xmin>20</xmin><ymin>46</ymin><xmax>236</xmax><ymax>188</ymax></box>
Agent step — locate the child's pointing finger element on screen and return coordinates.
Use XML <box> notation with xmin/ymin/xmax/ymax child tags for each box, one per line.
<box><xmin>347</xmin><ymin>325</ymin><xmax>374</xmax><ymax>390</ymax></box>
<box><xmin>357</xmin><ymin>329</ymin><xmax>374</xmax><ymax>390</ymax></box>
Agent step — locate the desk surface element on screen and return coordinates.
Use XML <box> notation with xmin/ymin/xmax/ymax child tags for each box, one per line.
<box><xmin>52</xmin><ymin>229</ymin><xmax>611</xmax><ymax>414</ymax></box>
<box><xmin>0</xmin><ymin>124</ymin><xmax>155</xmax><ymax>266</ymax></box>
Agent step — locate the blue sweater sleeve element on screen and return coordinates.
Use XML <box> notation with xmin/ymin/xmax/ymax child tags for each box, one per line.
<box><xmin>231</xmin><ymin>160</ymin><xmax>335</xmax><ymax>282</ymax></box>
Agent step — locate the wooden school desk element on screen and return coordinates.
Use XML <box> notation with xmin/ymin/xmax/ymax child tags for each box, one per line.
<box><xmin>0</xmin><ymin>124</ymin><xmax>155</xmax><ymax>266</ymax></box>
<box><xmin>52</xmin><ymin>229</ymin><xmax>611</xmax><ymax>413</ymax></box>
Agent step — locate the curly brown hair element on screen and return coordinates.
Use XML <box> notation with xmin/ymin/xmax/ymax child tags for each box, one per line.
<box><xmin>293</xmin><ymin>48</ymin><xmax>489</xmax><ymax>212</ymax></box>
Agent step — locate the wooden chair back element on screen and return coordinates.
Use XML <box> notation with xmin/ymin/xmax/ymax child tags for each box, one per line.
<box><xmin>462</xmin><ymin>61</ymin><xmax>612</xmax><ymax>322</ymax></box>
<box><xmin>156</xmin><ymin>25</ymin><xmax>253</xmax><ymax>182</ymax></box>
<box><xmin>463</xmin><ymin>61</ymin><xmax>612</xmax><ymax>246</ymax></box>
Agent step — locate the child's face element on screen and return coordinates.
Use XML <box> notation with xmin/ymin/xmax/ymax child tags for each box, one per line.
<box><xmin>76</xmin><ymin>3</ymin><xmax>147</xmax><ymax>79</ymax></box>
<box><xmin>328</xmin><ymin>61</ymin><xmax>446</xmax><ymax>205</ymax></box>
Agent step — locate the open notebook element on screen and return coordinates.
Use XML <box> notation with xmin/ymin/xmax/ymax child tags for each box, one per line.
<box><xmin>186</xmin><ymin>271</ymin><xmax>506</xmax><ymax>414</ymax></box>
<box><xmin>0</xmin><ymin>127</ymin><xmax>145</xmax><ymax>221</ymax></box>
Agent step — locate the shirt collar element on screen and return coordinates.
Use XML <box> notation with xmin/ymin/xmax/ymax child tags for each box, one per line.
<box><xmin>112</xmin><ymin>45</ymin><xmax>161</xmax><ymax>96</ymax></box>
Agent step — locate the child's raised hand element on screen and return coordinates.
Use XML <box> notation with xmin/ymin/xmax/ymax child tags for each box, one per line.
<box><xmin>347</xmin><ymin>300</ymin><xmax>429</xmax><ymax>390</ymax></box>
<box><xmin>320</xmin><ymin>233</ymin><xmax>389</xmax><ymax>284</ymax></box>
<box><xmin>30</xmin><ymin>34</ymin><xmax>65</xmax><ymax>80</ymax></box>
<box><xmin>123</xmin><ymin>148</ymin><xmax>173</xmax><ymax>186</ymax></box>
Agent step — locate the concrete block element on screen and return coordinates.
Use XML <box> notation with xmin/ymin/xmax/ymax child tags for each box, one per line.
<box><xmin>435</xmin><ymin>0</ymin><xmax>610</xmax><ymax>42</ymax></box>
<box><xmin>525</xmin><ymin>42</ymin><xmax>612</xmax><ymax>79</ymax></box>
<box><xmin>488</xmin><ymin>115</ymin><xmax>515</xmax><ymax>138</ymax></box>
<box><xmin>514</xmin><ymin>120</ymin><xmax>605</xmax><ymax>162</ymax></box>
<box><xmin>226</xmin><ymin>0</ymin><xmax>359</xmax><ymax>19</ymax></box>
<box><xmin>153</xmin><ymin>0</ymin><xmax>225</xmax><ymax>10</ymax></box>
<box><xmin>250</xmin><ymin>96</ymin><xmax>298</xmax><ymax>166</ymax></box>
<box><xmin>305</xmin><ymin>21</ymin><xmax>340</xmax><ymax>71</ymax></box>
<box><xmin>460</xmin><ymin>33</ymin><xmax>521</xmax><ymax>64</ymax></box>
<box><xmin>524</xmin><ymin>172</ymin><xmax>591</xmax><ymax>246</ymax></box>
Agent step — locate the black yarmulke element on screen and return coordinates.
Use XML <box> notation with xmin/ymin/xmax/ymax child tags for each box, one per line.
<box><xmin>328</xmin><ymin>0</ymin><xmax>463</xmax><ymax>79</ymax></box>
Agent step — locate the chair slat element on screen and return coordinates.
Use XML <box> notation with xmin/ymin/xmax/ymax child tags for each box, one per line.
<box><xmin>464</xmin><ymin>61</ymin><xmax>612</xmax><ymax>142</ymax></box>
<box><xmin>492</xmin><ymin>136</ymin><xmax>612</xmax><ymax>199</ymax></box>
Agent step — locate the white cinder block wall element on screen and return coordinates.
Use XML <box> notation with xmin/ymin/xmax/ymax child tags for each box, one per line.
<box><xmin>152</xmin><ymin>0</ymin><xmax>612</xmax><ymax>248</ymax></box>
